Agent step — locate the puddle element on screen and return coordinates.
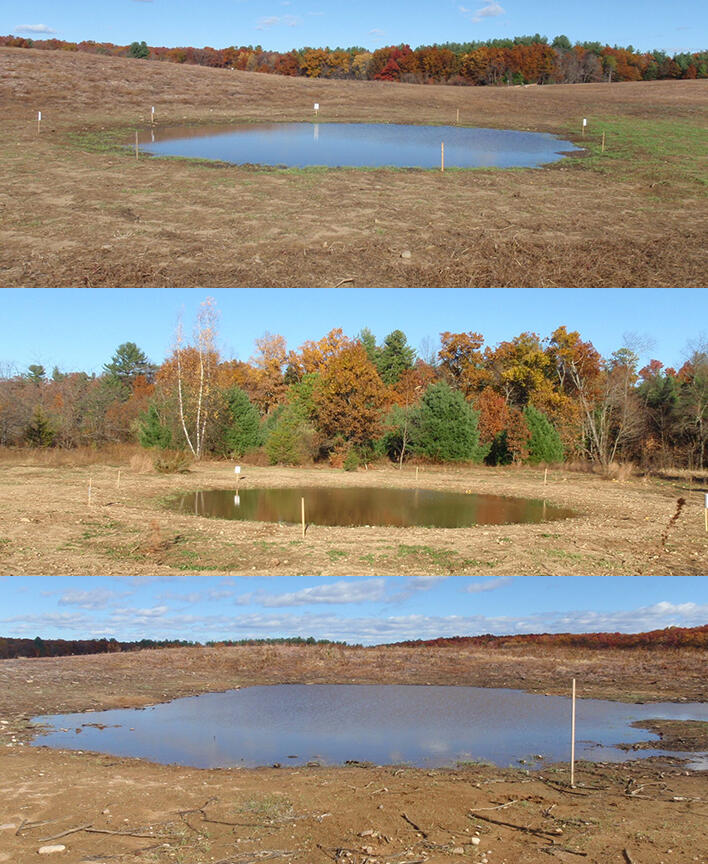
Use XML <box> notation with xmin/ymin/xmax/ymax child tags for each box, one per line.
<box><xmin>137</xmin><ymin>122</ymin><xmax>581</xmax><ymax>168</ymax></box>
<box><xmin>166</xmin><ymin>486</ymin><xmax>574</xmax><ymax>527</ymax></box>
<box><xmin>33</xmin><ymin>685</ymin><xmax>708</xmax><ymax>770</ymax></box>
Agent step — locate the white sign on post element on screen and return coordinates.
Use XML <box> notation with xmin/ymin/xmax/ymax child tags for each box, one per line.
<box><xmin>234</xmin><ymin>465</ymin><xmax>241</xmax><ymax>474</ymax></box>
<box><xmin>582</xmin><ymin>118</ymin><xmax>587</xmax><ymax>127</ymax></box>
<box><xmin>314</xmin><ymin>102</ymin><xmax>319</xmax><ymax>114</ymax></box>
<box><xmin>38</xmin><ymin>111</ymin><xmax>42</xmax><ymax>121</ymax></box>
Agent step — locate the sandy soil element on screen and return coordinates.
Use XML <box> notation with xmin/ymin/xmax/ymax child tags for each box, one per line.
<box><xmin>0</xmin><ymin>458</ymin><xmax>706</xmax><ymax>576</ymax></box>
<box><xmin>1</xmin><ymin>48</ymin><xmax>706</xmax><ymax>287</ymax></box>
<box><xmin>0</xmin><ymin>644</ymin><xmax>706</xmax><ymax>864</ymax></box>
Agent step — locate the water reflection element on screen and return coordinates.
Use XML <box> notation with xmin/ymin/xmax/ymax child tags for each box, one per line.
<box><xmin>33</xmin><ymin>685</ymin><xmax>708</xmax><ymax>770</ymax></box>
<box><xmin>168</xmin><ymin>486</ymin><xmax>574</xmax><ymax>527</ymax></box>
<box><xmin>138</xmin><ymin>122</ymin><xmax>581</xmax><ymax>169</ymax></box>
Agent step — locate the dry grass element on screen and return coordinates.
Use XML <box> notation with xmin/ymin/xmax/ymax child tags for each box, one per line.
<box><xmin>0</xmin><ymin>442</ymin><xmax>140</xmax><ymax>467</ymax></box>
<box><xmin>1</xmin><ymin>48</ymin><xmax>706</xmax><ymax>287</ymax></box>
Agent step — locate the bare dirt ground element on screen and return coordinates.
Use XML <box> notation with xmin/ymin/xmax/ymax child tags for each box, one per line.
<box><xmin>0</xmin><ymin>645</ymin><xmax>706</xmax><ymax>864</ymax></box>
<box><xmin>1</xmin><ymin>48</ymin><xmax>706</xmax><ymax>286</ymax></box>
<box><xmin>0</xmin><ymin>456</ymin><xmax>706</xmax><ymax>576</ymax></box>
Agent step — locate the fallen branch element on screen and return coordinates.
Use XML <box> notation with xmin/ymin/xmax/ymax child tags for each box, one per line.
<box><xmin>469</xmin><ymin>800</ymin><xmax>519</xmax><ymax>812</ymax></box>
<box><xmin>400</xmin><ymin>812</ymin><xmax>428</xmax><ymax>837</ymax></box>
<box><xmin>84</xmin><ymin>828</ymin><xmax>162</xmax><ymax>838</ymax></box>
<box><xmin>39</xmin><ymin>823</ymin><xmax>93</xmax><ymax>842</ymax></box>
<box><xmin>16</xmin><ymin>818</ymin><xmax>57</xmax><ymax>835</ymax></box>
<box><xmin>332</xmin><ymin>277</ymin><xmax>355</xmax><ymax>288</ymax></box>
<box><xmin>467</xmin><ymin>812</ymin><xmax>560</xmax><ymax>838</ymax></box>
<box><xmin>537</xmin><ymin>778</ymin><xmax>591</xmax><ymax>796</ymax></box>
<box><xmin>623</xmin><ymin>850</ymin><xmax>637</xmax><ymax>864</ymax></box>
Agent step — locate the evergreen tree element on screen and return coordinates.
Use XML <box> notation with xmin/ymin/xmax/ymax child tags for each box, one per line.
<box><xmin>411</xmin><ymin>381</ymin><xmax>488</xmax><ymax>462</ymax></box>
<box><xmin>523</xmin><ymin>404</ymin><xmax>564</xmax><ymax>463</ymax></box>
<box><xmin>128</xmin><ymin>41</ymin><xmax>150</xmax><ymax>59</ymax></box>
<box><xmin>26</xmin><ymin>364</ymin><xmax>46</xmax><ymax>385</ymax></box>
<box><xmin>377</xmin><ymin>329</ymin><xmax>415</xmax><ymax>385</ymax></box>
<box><xmin>265</xmin><ymin>405</ymin><xmax>317</xmax><ymax>465</ymax></box>
<box><xmin>223</xmin><ymin>387</ymin><xmax>262</xmax><ymax>456</ymax></box>
<box><xmin>24</xmin><ymin>406</ymin><xmax>55</xmax><ymax>447</ymax></box>
<box><xmin>137</xmin><ymin>403</ymin><xmax>172</xmax><ymax>449</ymax></box>
<box><xmin>357</xmin><ymin>327</ymin><xmax>380</xmax><ymax>367</ymax></box>
<box><xmin>104</xmin><ymin>342</ymin><xmax>155</xmax><ymax>386</ymax></box>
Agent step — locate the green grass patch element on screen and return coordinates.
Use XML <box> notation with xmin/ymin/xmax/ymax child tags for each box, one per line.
<box><xmin>326</xmin><ymin>549</ymin><xmax>348</xmax><ymax>561</ymax></box>
<box><xmin>570</xmin><ymin>116</ymin><xmax>708</xmax><ymax>190</ymax></box>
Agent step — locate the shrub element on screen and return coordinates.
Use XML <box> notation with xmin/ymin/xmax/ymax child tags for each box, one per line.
<box><xmin>223</xmin><ymin>387</ymin><xmax>262</xmax><ymax>456</ymax></box>
<box><xmin>24</xmin><ymin>406</ymin><xmax>55</xmax><ymax>447</ymax></box>
<box><xmin>523</xmin><ymin>405</ymin><xmax>564</xmax><ymax>464</ymax></box>
<box><xmin>153</xmin><ymin>449</ymin><xmax>192</xmax><ymax>473</ymax></box>
<box><xmin>137</xmin><ymin>404</ymin><xmax>172</xmax><ymax>450</ymax></box>
<box><xmin>265</xmin><ymin>406</ymin><xmax>318</xmax><ymax>465</ymax></box>
<box><xmin>343</xmin><ymin>448</ymin><xmax>360</xmax><ymax>471</ymax></box>
<box><xmin>411</xmin><ymin>381</ymin><xmax>488</xmax><ymax>463</ymax></box>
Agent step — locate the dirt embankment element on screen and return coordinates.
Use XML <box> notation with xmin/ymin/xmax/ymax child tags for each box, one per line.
<box><xmin>1</xmin><ymin>459</ymin><xmax>706</xmax><ymax>576</ymax></box>
<box><xmin>1</xmin><ymin>48</ymin><xmax>706</xmax><ymax>287</ymax></box>
<box><xmin>0</xmin><ymin>645</ymin><xmax>706</xmax><ymax>864</ymax></box>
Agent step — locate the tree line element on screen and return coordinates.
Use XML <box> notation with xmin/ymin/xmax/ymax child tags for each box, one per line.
<box><xmin>391</xmin><ymin>624</ymin><xmax>708</xmax><ymax>650</ymax></box>
<box><xmin>2</xmin><ymin>33</ymin><xmax>706</xmax><ymax>85</ymax></box>
<box><xmin>1</xmin><ymin>301</ymin><xmax>706</xmax><ymax>471</ymax></box>
<box><xmin>0</xmin><ymin>637</ymin><xmax>198</xmax><ymax>660</ymax></box>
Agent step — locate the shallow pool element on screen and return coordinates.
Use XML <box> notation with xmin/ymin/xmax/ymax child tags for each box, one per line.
<box><xmin>167</xmin><ymin>486</ymin><xmax>574</xmax><ymax>527</ymax></box>
<box><xmin>138</xmin><ymin>122</ymin><xmax>581</xmax><ymax>168</ymax></box>
<box><xmin>33</xmin><ymin>685</ymin><xmax>707</xmax><ymax>769</ymax></box>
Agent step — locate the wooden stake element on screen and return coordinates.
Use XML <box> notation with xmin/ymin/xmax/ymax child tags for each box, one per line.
<box><xmin>544</xmin><ymin>467</ymin><xmax>548</xmax><ymax>486</ymax></box>
<box><xmin>37</xmin><ymin>110</ymin><xmax>42</xmax><ymax>135</ymax></box>
<box><xmin>151</xmin><ymin>105</ymin><xmax>155</xmax><ymax>125</ymax></box>
<box><xmin>704</xmin><ymin>494</ymin><xmax>708</xmax><ymax>531</ymax></box>
<box><xmin>116</xmin><ymin>468</ymin><xmax>121</xmax><ymax>490</ymax></box>
<box><xmin>301</xmin><ymin>497</ymin><xmax>306</xmax><ymax>539</ymax></box>
<box><xmin>441</xmin><ymin>141</ymin><xmax>445</xmax><ymax>172</ymax></box>
<box><xmin>456</xmin><ymin>108</ymin><xmax>460</xmax><ymax>125</ymax></box>
<box><xmin>601</xmin><ymin>131</ymin><xmax>606</xmax><ymax>152</ymax></box>
<box><xmin>88</xmin><ymin>476</ymin><xmax>92</xmax><ymax>507</ymax></box>
<box><xmin>570</xmin><ymin>678</ymin><xmax>576</xmax><ymax>787</ymax></box>
<box><xmin>415</xmin><ymin>466</ymin><xmax>419</xmax><ymax>482</ymax></box>
<box><xmin>135</xmin><ymin>130</ymin><xmax>139</xmax><ymax>160</ymax></box>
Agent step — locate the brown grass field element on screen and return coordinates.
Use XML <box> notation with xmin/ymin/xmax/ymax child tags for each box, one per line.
<box><xmin>0</xmin><ymin>452</ymin><xmax>707</xmax><ymax>576</ymax></box>
<box><xmin>0</xmin><ymin>644</ymin><xmax>706</xmax><ymax>864</ymax></box>
<box><xmin>1</xmin><ymin>48</ymin><xmax>706</xmax><ymax>286</ymax></box>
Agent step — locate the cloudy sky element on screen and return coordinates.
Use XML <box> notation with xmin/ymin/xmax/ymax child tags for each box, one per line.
<box><xmin>3</xmin><ymin>288</ymin><xmax>707</xmax><ymax>380</ymax></box>
<box><xmin>5</xmin><ymin>0</ymin><xmax>706</xmax><ymax>54</ymax></box>
<box><xmin>2</xmin><ymin>576</ymin><xmax>706</xmax><ymax>643</ymax></box>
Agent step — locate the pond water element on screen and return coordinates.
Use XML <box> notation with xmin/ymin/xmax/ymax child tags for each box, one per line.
<box><xmin>138</xmin><ymin>122</ymin><xmax>581</xmax><ymax>168</ymax></box>
<box><xmin>33</xmin><ymin>685</ymin><xmax>707</xmax><ymax>769</ymax></box>
<box><xmin>167</xmin><ymin>487</ymin><xmax>574</xmax><ymax>527</ymax></box>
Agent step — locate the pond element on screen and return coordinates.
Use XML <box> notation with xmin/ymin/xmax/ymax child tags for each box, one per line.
<box><xmin>167</xmin><ymin>487</ymin><xmax>574</xmax><ymax>527</ymax></box>
<box><xmin>137</xmin><ymin>122</ymin><xmax>581</xmax><ymax>169</ymax></box>
<box><xmin>33</xmin><ymin>685</ymin><xmax>708</xmax><ymax>770</ymax></box>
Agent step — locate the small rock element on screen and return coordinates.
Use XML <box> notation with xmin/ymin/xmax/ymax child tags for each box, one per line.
<box><xmin>400</xmin><ymin>250</ymin><xmax>412</xmax><ymax>259</ymax></box>
<box><xmin>359</xmin><ymin>829</ymin><xmax>375</xmax><ymax>837</ymax></box>
<box><xmin>470</xmin><ymin>837</ymin><xmax>481</xmax><ymax>846</ymax></box>
<box><xmin>38</xmin><ymin>845</ymin><xmax>66</xmax><ymax>855</ymax></box>
<box><xmin>362</xmin><ymin>845</ymin><xmax>375</xmax><ymax>854</ymax></box>
<box><xmin>451</xmin><ymin>847</ymin><xmax>465</xmax><ymax>855</ymax></box>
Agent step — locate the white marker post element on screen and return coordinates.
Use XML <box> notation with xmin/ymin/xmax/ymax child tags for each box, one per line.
<box><xmin>234</xmin><ymin>464</ymin><xmax>241</xmax><ymax>491</ymax></box>
<box><xmin>151</xmin><ymin>105</ymin><xmax>155</xmax><ymax>125</ymax></box>
<box><xmin>37</xmin><ymin>110</ymin><xmax>42</xmax><ymax>135</ymax></box>
<box><xmin>313</xmin><ymin>102</ymin><xmax>319</xmax><ymax>117</ymax></box>
<box><xmin>117</xmin><ymin>468</ymin><xmax>121</xmax><ymax>490</ymax></box>
<box><xmin>582</xmin><ymin>117</ymin><xmax>587</xmax><ymax>137</ymax></box>
<box><xmin>570</xmin><ymin>678</ymin><xmax>576</xmax><ymax>787</ymax></box>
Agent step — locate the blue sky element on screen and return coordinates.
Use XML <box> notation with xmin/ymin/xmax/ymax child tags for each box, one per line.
<box><xmin>2</xmin><ymin>289</ymin><xmax>706</xmax><ymax>378</ymax></box>
<box><xmin>5</xmin><ymin>1</ymin><xmax>707</xmax><ymax>54</ymax></box>
<box><xmin>1</xmin><ymin>576</ymin><xmax>707</xmax><ymax>642</ymax></box>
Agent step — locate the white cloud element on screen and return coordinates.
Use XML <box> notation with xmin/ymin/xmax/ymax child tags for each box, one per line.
<box><xmin>15</xmin><ymin>24</ymin><xmax>57</xmax><ymax>34</ymax></box>
<box><xmin>465</xmin><ymin>577</ymin><xmax>513</xmax><ymax>593</ymax></box>
<box><xmin>369</xmin><ymin>28</ymin><xmax>385</xmax><ymax>36</ymax></box>
<box><xmin>255</xmin><ymin>15</ymin><xmax>301</xmax><ymax>30</ymax></box>
<box><xmin>460</xmin><ymin>2</ymin><xmax>506</xmax><ymax>24</ymax></box>
<box><xmin>3</xmin><ymin>601</ymin><xmax>706</xmax><ymax>646</ymax></box>
<box><xmin>238</xmin><ymin>579</ymin><xmax>387</xmax><ymax>608</ymax></box>
<box><xmin>58</xmin><ymin>589</ymin><xmax>131</xmax><ymax>610</ymax></box>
